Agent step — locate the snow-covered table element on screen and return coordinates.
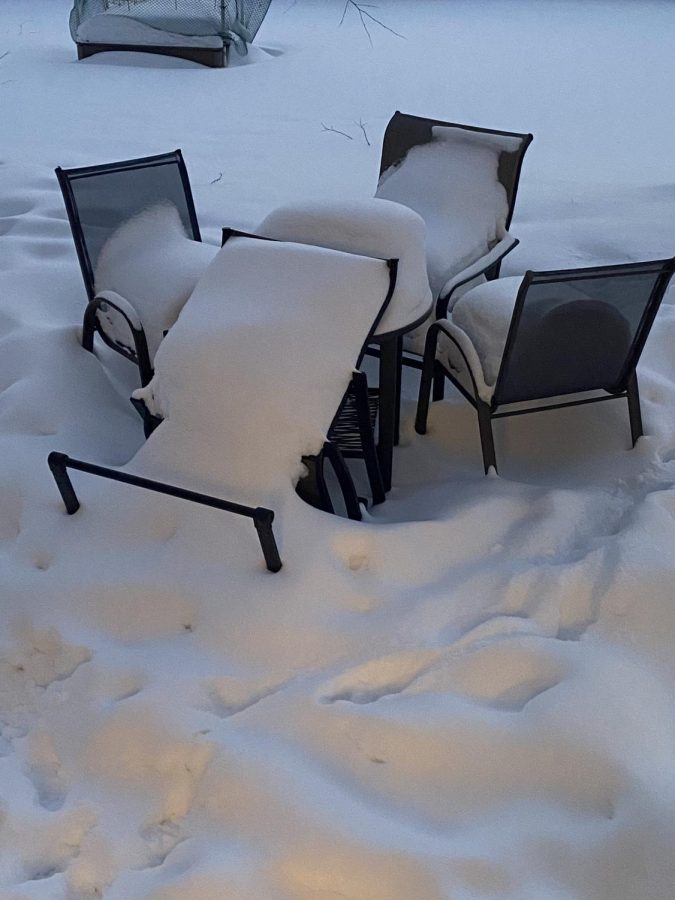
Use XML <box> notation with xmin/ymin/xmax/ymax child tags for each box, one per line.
<box><xmin>256</xmin><ymin>199</ymin><xmax>434</xmax><ymax>490</ymax></box>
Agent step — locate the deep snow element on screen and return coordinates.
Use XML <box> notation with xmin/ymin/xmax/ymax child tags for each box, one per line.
<box><xmin>2</xmin><ymin>1</ymin><xmax>675</xmax><ymax>898</ymax></box>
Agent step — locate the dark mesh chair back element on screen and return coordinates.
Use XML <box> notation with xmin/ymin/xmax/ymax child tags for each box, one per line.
<box><xmin>494</xmin><ymin>261</ymin><xmax>675</xmax><ymax>406</ymax></box>
<box><xmin>378</xmin><ymin>111</ymin><xmax>533</xmax><ymax>230</ymax></box>
<box><xmin>56</xmin><ymin>150</ymin><xmax>200</xmax><ymax>300</ymax></box>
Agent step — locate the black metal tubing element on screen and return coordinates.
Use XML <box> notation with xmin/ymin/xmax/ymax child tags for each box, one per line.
<box><xmin>47</xmin><ymin>452</ymin><xmax>282</xmax><ymax>573</ymax></box>
<box><xmin>296</xmin><ymin>442</ymin><xmax>362</xmax><ymax>521</ymax></box>
<box><xmin>435</xmin><ymin>238</ymin><xmax>520</xmax><ymax>321</ymax></box>
<box><xmin>82</xmin><ymin>295</ymin><xmax>154</xmax><ymax>387</ymax></box>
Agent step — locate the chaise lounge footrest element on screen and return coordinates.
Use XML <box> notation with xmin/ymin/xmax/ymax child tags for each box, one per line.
<box><xmin>47</xmin><ymin>451</ymin><xmax>282</xmax><ymax>573</ymax></box>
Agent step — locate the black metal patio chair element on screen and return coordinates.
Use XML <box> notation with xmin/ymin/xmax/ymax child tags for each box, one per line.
<box><xmin>56</xmin><ymin>149</ymin><xmax>202</xmax><ymax>387</ymax></box>
<box><xmin>415</xmin><ymin>257</ymin><xmax>675</xmax><ymax>473</ymax></box>
<box><xmin>375</xmin><ymin>111</ymin><xmax>533</xmax><ymax>397</ymax></box>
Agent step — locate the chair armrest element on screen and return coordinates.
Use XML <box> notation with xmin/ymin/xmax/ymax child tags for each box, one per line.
<box><xmin>83</xmin><ymin>290</ymin><xmax>153</xmax><ymax>386</ymax></box>
<box><xmin>92</xmin><ymin>290</ymin><xmax>143</xmax><ymax>331</ymax></box>
<box><xmin>430</xmin><ymin>319</ymin><xmax>494</xmax><ymax>405</ymax></box>
<box><xmin>436</xmin><ymin>234</ymin><xmax>520</xmax><ymax>319</ymax></box>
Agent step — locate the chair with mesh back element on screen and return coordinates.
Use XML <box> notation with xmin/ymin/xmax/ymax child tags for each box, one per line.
<box><xmin>375</xmin><ymin>111</ymin><xmax>533</xmax><ymax>398</ymax></box>
<box><xmin>415</xmin><ymin>257</ymin><xmax>675</xmax><ymax>473</ymax></box>
<box><xmin>56</xmin><ymin>150</ymin><xmax>201</xmax><ymax>387</ymax></box>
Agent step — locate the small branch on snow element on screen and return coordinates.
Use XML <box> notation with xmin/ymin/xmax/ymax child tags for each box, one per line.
<box><xmin>339</xmin><ymin>1</ymin><xmax>404</xmax><ymax>46</ymax></box>
<box><xmin>321</xmin><ymin>122</ymin><xmax>353</xmax><ymax>140</ymax></box>
<box><xmin>356</xmin><ymin>118</ymin><xmax>370</xmax><ymax>146</ymax></box>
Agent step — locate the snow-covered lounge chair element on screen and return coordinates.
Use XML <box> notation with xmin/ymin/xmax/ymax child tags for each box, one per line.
<box><xmin>375</xmin><ymin>111</ymin><xmax>533</xmax><ymax>396</ymax></box>
<box><xmin>56</xmin><ymin>150</ymin><xmax>218</xmax><ymax>387</ymax></box>
<box><xmin>415</xmin><ymin>257</ymin><xmax>675</xmax><ymax>473</ymax></box>
<box><xmin>49</xmin><ymin>234</ymin><xmax>398</xmax><ymax>563</ymax></box>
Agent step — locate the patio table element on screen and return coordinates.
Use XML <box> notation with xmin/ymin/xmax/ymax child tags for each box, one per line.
<box><xmin>256</xmin><ymin>198</ymin><xmax>434</xmax><ymax>494</ymax></box>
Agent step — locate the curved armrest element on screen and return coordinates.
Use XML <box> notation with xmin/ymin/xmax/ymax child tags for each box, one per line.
<box><xmin>82</xmin><ymin>291</ymin><xmax>153</xmax><ymax>386</ymax></box>
<box><xmin>436</xmin><ymin>234</ymin><xmax>520</xmax><ymax>319</ymax></box>
<box><xmin>428</xmin><ymin>319</ymin><xmax>493</xmax><ymax>405</ymax></box>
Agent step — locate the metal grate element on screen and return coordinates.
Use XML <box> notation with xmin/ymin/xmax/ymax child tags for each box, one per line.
<box><xmin>329</xmin><ymin>386</ymin><xmax>379</xmax><ymax>456</ymax></box>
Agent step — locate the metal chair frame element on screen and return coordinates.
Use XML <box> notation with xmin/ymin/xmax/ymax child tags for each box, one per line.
<box><xmin>416</xmin><ymin>257</ymin><xmax>675</xmax><ymax>473</ymax></box>
<box><xmin>56</xmin><ymin>149</ymin><xmax>201</xmax><ymax>387</ymax></box>
<box><xmin>374</xmin><ymin>111</ymin><xmax>533</xmax><ymax>401</ymax></box>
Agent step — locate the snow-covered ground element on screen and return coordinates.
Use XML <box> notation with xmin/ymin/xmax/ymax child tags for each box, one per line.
<box><xmin>2</xmin><ymin>1</ymin><xmax>675</xmax><ymax>897</ymax></box>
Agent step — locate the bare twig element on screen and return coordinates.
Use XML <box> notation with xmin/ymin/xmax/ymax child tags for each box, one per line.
<box><xmin>339</xmin><ymin>1</ymin><xmax>404</xmax><ymax>45</ymax></box>
<box><xmin>356</xmin><ymin>118</ymin><xmax>370</xmax><ymax>146</ymax></box>
<box><xmin>321</xmin><ymin>122</ymin><xmax>353</xmax><ymax>140</ymax></box>
<box><xmin>210</xmin><ymin>172</ymin><xmax>223</xmax><ymax>184</ymax></box>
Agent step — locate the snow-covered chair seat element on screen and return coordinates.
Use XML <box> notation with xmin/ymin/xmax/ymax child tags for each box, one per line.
<box><xmin>133</xmin><ymin>233</ymin><xmax>397</xmax><ymax>516</ymax></box>
<box><xmin>69</xmin><ymin>0</ymin><xmax>272</xmax><ymax>67</ymax></box>
<box><xmin>415</xmin><ymin>257</ymin><xmax>675</xmax><ymax>473</ymax></box>
<box><xmin>56</xmin><ymin>150</ymin><xmax>217</xmax><ymax>387</ymax></box>
<box><xmin>375</xmin><ymin>112</ymin><xmax>533</xmax><ymax>359</ymax></box>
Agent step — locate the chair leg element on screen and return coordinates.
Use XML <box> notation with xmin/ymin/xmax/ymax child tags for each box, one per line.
<box><xmin>432</xmin><ymin>367</ymin><xmax>445</xmax><ymax>402</ymax></box>
<box><xmin>323</xmin><ymin>442</ymin><xmax>362</xmax><ymax>521</ymax></box>
<box><xmin>296</xmin><ymin>453</ymin><xmax>335</xmax><ymax>515</ymax></box>
<box><xmin>626</xmin><ymin>371</ymin><xmax>643</xmax><ymax>446</ymax></box>
<box><xmin>415</xmin><ymin>342</ymin><xmax>436</xmax><ymax>436</ymax></box>
<box><xmin>477</xmin><ymin>402</ymin><xmax>497</xmax><ymax>474</ymax></box>
<box><xmin>82</xmin><ymin>303</ymin><xmax>97</xmax><ymax>354</ymax></box>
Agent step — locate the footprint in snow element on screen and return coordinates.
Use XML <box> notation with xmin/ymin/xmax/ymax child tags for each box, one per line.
<box><xmin>318</xmin><ymin>649</ymin><xmax>441</xmax><ymax>705</ymax></box>
<box><xmin>205</xmin><ymin>674</ymin><xmax>289</xmax><ymax>718</ymax></box>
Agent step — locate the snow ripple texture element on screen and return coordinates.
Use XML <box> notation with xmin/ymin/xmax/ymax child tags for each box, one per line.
<box><xmin>1</xmin><ymin>1</ymin><xmax>675</xmax><ymax>898</ymax></box>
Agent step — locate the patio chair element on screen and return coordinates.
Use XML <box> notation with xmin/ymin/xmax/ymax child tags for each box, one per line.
<box><xmin>375</xmin><ymin>111</ymin><xmax>533</xmax><ymax>396</ymax></box>
<box><xmin>56</xmin><ymin>150</ymin><xmax>214</xmax><ymax>386</ymax></box>
<box><xmin>415</xmin><ymin>257</ymin><xmax>675</xmax><ymax>473</ymax></box>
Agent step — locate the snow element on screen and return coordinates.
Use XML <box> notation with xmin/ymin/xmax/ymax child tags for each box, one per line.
<box><xmin>2</xmin><ymin>0</ymin><xmax>675</xmax><ymax>897</ymax></box>
<box><xmin>133</xmin><ymin>236</ymin><xmax>394</xmax><ymax>498</ymax></box>
<box><xmin>76</xmin><ymin>15</ymin><xmax>224</xmax><ymax>50</ymax></box>
<box><xmin>449</xmin><ymin>275</ymin><xmax>523</xmax><ymax>391</ymax></box>
<box><xmin>376</xmin><ymin>125</ymin><xmax>510</xmax><ymax>298</ymax></box>
<box><xmin>94</xmin><ymin>202</ymin><xmax>219</xmax><ymax>361</ymax></box>
<box><xmin>256</xmin><ymin>197</ymin><xmax>432</xmax><ymax>337</ymax></box>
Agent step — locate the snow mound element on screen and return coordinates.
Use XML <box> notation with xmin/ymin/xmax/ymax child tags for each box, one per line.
<box><xmin>94</xmin><ymin>203</ymin><xmax>218</xmax><ymax>361</ymax></box>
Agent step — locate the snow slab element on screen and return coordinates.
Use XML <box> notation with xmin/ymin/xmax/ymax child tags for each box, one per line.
<box><xmin>2</xmin><ymin>0</ymin><xmax>675</xmax><ymax>897</ymax></box>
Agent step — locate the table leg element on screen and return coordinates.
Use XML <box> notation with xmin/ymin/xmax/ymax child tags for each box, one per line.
<box><xmin>377</xmin><ymin>335</ymin><xmax>402</xmax><ymax>492</ymax></box>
